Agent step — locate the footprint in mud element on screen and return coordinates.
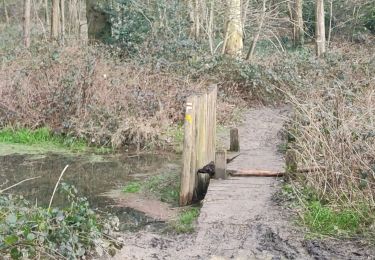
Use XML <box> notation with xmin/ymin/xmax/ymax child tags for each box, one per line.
<box><xmin>256</xmin><ymin>224</ymin><xmax>299</xmax><ymax>260</ymax></box>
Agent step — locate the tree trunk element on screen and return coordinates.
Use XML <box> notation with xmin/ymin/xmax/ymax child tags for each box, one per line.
<box><xmin>51</xmin><ymin>0</ymin><xmax>60</xmax><ymax>40</ymax></box>
<box><xmin>315</xmin><ymin>0</ymin><xmax>325</xmax><ymax>57</ymax></box>
<box><xmin>246</xmin><ymin>0</ymin><xmax>266</xmax><ymax>61</ymax></box>
<box><xmin>23</xmin><ymin>0</ymin><xmax>31</xmax><ymax>48</ymax></box>
<box><xmin>60</xmin><ymin>0</ymin><xmax>65</xmax><ymax>44</ymax></box>
<box><xmin>3</xmin><ymin>0</ymin><xmax>9</xmax><ymax>24</ymax></box>
<box><xmin>86</xmin><ymin>0</ymin><xmax>111</xmax><ymax>41</ymax></box>
<box><xmin>225</xmin><ymin>0</ymin><xmax>243</xmax><ymax>56</ymax></box>
<box><xmin>294</xmin><ymin>0</ymin><xmax>304</xmax><ymax>46</ymax></box>
<box><xmin>44</xmin><ymin>0</ymin><xmax>49</xmax><ymax>25</ymax></box>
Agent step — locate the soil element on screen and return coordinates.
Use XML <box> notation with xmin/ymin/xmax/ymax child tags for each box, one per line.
<box><xmin>110</xmin><ymin>107</ymin><xmax>375</xmax><ymax>260</ymax></box>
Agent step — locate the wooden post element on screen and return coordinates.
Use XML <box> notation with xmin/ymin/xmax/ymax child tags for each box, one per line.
<box><xmin>180</xmin><ymin>85</ymin><xmax>217</xmax><ymax>205</ymax></box>
<box><xmin>180</xmin><ymin>96</ymin><xmax>197</xmax><ymax>206</ymax></box>
<box><xmin>230</xmin><ymin>128</ymin><xmax>240</xmax><ymax>152</ymax></box>
<box><xmin>215</xmin><ymin>150</ymin><xmax>227</xmax><ymax>179</ymax></box>
<box><xmin>285</xmin><ymin>149</ymin><xmax>297</xmax><ymax>180</ymax></box>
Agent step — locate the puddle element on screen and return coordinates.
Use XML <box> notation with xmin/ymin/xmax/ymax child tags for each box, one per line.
<box><xmin>0</xmin><ymin>148</ymin><xmax>181</xmax><ymax>231</ymax></box>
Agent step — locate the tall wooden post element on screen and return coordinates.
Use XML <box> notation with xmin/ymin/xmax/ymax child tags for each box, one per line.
<box><xmin>316</xmin><ymin>0</ymin><xmax>326</xmax><ymax>57</ymax></box>
<box><xmin>180</xmin><ymin>86</ymin><xmax>217</xmax><ymax>206</ymax></box>
<box><xmin>180</xmin><ymin>96</ymin><xmax>197</xmax><ymax>206</ymax></box>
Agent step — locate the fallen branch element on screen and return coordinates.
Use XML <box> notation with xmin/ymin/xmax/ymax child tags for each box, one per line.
<box><xmin>228</xmin><ymin>167</ymin><xmax>325</xmax><ymax>177</ymax></box>
<box><xmin>0</xmin><ymin>176</ymin><xmax>41</xmax><ymax>194</ymax></box>
<box><xmin>48</xmin><ymin>165</ymin><xmax>69</xmax><ymax>210</ymax></box>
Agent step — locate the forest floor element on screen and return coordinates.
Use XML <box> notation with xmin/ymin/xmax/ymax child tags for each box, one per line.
<box><xmin>110</xmin><ymin>107</ymin><xmax>375</xmax><ymax>260</ymax></box>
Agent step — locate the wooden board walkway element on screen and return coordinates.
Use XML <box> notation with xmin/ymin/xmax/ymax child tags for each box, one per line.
<box><xmin>193</xmin><ymin>106</ymin><xmax>297</xmax><ymax>259</ymax></box>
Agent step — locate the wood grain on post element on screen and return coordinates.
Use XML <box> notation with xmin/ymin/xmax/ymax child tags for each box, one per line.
<box><xmin>210</xmin><ymin>85</ymin><xmax>217</xmax><ymax>161</ymax></box>
<box><xmin>180</xmin><ymin>96</ymin><xmax>196</xmax><ymax>206</ymax></box>
<box><xmin>180</xmin><ymin>85</ymin><xmax>218</xmax><ymax>205</ymax></box>
<box><xmin>215</xmin><ymin>150</ymin><xmax>227</xmax><ymax>179</ymax></box>
<box><xmin>230</xmin><ymin>128</ymin><xmax>240</xmax><ymax>152</ymax></box>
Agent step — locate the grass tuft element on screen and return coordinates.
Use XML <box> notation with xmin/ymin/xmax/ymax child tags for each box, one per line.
<box><xmin>122</xmin><ymin>182</ymin><xmax>141</xmax><ymax>193</ymax></box>
<box><xmin>0</xmin><ymin>127</ymin><xmax>87</xmax><ymax>151</ymax></box>
<box><xmin>172</xmin><ymin>207</ymin><xmax>200</xmax><ymax>233</ymax></box>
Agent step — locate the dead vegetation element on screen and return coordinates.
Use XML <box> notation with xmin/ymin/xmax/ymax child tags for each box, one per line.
<box><xmin>0</xmin><ymin>44</ymin><xmax>208</xmax><ymax>149</ymax></box>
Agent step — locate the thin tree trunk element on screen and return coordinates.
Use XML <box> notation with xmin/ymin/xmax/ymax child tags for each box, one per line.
<box><xmin>246</xmin><ymin>0</ymin><xmax>266</xmax><ymax>61</ymax></box>
<box><xmin>194</xmin><ymin>0</ymin><xmax>200</xmax><ymax>39</ymax></box>
<box><xmin>3</xmin><ymin>0</ymin><xmax>9</xmax><ymax>24</ymax></box>
<box><xmin>315</xmin><ymin>0</ymin><xmax>326</xmax><ymax>57</ymax></box>
<box><xmin>208</xmin><ymin>0</ymin><xmax>214</xmax><ymax>54</ymax></box>
<box><xmin>60</xmin><ymin>0</ymin><xmax>65</xmax><ymax>44</ymax></box>
<box><xmin>45</xmin><ymin>0</ymin><xmax>49</xmax><ymax>26</ymax></box>
<box><xmin>23</xmin><ymin>0</ymin><xmax>31</xmax><ymax>48</ymax></box>
<box><xmin>327</xmin><ymin>0</ymin><xmax>333</xmax><ymax>47</ymax></box>
<box><xmin>224</xmin><ymin>0</ymin><xmax>243</xmax><ymax>56</ymax></box>
<box><xmin>51</xmin><ymin>0</ymin><xmax>59</xmax><ymax>40</ymax></box>
<box><xmin>294</xmin><ymin>0</ymin><xmax>304</xmax><ymax>46</ymax></box>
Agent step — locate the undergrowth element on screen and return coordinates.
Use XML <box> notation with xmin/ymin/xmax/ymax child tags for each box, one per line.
<box><xmin>123</xmin><ymin>171</ymin><xmax>180</xmax><ymax>206</ymax></box>
<box><xmin>122</xmin><ymin>172</ymin><xmax>200</xmax><ymax>233</ymax></box>
<box><xmin>0</xmin><ymin>183</ymin><xmax>120</xmax><ymax>259</ymax></box>
<box><xmin>282</xmin><ymin>184</ymin><xmax>374</xmax><ymax>240</ymax></box>
<box><xmin>171</xmin><ymin>207</ymin><xmax>200</xmax><ymax>234</ymax></box>
<box><xmin>0</xmin><ymin>127</ymin><xmax>87</xmax><ymax>151</ymax></box>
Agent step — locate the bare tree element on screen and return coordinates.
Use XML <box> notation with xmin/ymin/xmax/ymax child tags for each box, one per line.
<box><xmin>23</xmin><ymin>0</ymin><xmax>31</xmax><ymax>48</ymax></box>
<box><xmin>3</xmin><ymin>0</ymin><xmax>9</xmax><ymax>24</ymax></box>
<box><xmin>51</xmin><ymin>0</ymin><xmax>59</xmax><ymax>40</ymax></box>
<box><xmin>45</xmin><ymin>0</ymin><xmax>49</xmax><ymax>26</ymax></box>
<box><xmin>224</xmin><ymin>0</ymin><xmax>243</xmax><ymax>56</ymax></box>
<box><xmin>294</xmin><ymin>0</ymin><xmax>304</xmax><ymax>46</ymax></box>
<box><xmin>316</xmin><ymin>0</ymin><xmax>326</xmax><ymax>56</ymax></box>
<box><xmin>60</xmin><ymin>0</ymin><xmax>65</xmax><ymax>44</ymax></box>
<box><xmin>246</xmin><ymin>0</ymin><xmax>266</xmax><ymax>61</ymax></box>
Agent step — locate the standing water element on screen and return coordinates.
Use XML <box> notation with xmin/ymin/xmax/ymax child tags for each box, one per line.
<box><xmin>0</xmin><ymin>149</ymin><xmax>180</xmax><ymax>230</ymax></box>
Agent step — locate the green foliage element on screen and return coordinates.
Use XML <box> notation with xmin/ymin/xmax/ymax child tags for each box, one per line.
<box><xmin>0</xmin><ymin>127</ymin><xmax>86</xmax><ymax>151</ymax></box>
<box><xmin>144</xmin><ymin>172</ymin><xmax>180</xmax><ymax>205</ymax></box>
<box><xmin>123</xmin><ymin>181</ymin><xmax>141</xmax><ymax>193</ymax></box>
<box><xmin>363</xmin><ymin>5</ymin><xmax>375</xmax><ymax>33</ymax></box>
<box><xmin>282</xmin><ymin>184</ymin><xmax>374</xmax><ymax>239</ymax></box>
<box><xmin>0</xmin><ymin>183</ymin><xmax>119</xmax><ymax>259</ymax></box>
<box><xmin>171</xmin><ymin>207</ymin><xmax>199</xmax><ymax>233</ymax></box>
<box><xmin>303</xmin><ymin>200</ymin><xmax>361</xmax><ymax>236</ymax></box>
<box><xmin>123</xmin><ymin>172</ymin><xmax>180</xmax><ymax>205</ymax></box>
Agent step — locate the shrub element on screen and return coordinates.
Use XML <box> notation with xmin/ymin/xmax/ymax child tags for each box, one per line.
<box><xmin>0</xmin><ymin>183</ymin><xmax>120</xmax><ymax>259</ymax></box>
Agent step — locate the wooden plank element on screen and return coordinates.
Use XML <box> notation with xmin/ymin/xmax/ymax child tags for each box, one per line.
<box><xmin>180</xmin><ymin>95</ymin><xmax>197</xmax><ymax>206</ymax></box>
<box><xmin>215</xmin><ymin>150</ymin><xmax>227</xmax><ymax>179</ymax></box>
<box><xmin>229</xmin><ymin>169</ymin><xmax>283</xmax><ymax>177</ymax></box>
<box><xmin>228</xmin><ymin>167</ymin><xmax>325</xmax><ymax>177</ymax></box>
<box><xmin>230</xmin><ymin>128</ymin><xmax>240</xmax><ymax>152</ymax></box>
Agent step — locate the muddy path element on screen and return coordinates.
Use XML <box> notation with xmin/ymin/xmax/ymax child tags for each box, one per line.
<box><xmin>112</xmin><ymin>107</ymin><xmax>375</xmax><ymax>260</ymax></box>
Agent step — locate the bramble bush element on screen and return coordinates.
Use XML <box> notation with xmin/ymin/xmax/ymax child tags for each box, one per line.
<box><xmin>0</xmin><ymin>183</ymin><xmax>121</xmax><ymax>259</ymax></box>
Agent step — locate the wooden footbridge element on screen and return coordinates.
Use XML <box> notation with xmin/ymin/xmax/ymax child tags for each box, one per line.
<box><xmin>179</xmin><ymin>85</ymin><xmax>287</xmax><ymax>206</ymax></box>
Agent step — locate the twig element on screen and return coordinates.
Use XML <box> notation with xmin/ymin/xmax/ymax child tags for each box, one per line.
<box><xmin>0</xmin><ymin>176</ymin><xmax>41</xmax><ymax>194</ymax></box>
<box><xmin>48</xmin><ymin>165</ymin><xmax>69</xmax><ymax>210</ymax></box>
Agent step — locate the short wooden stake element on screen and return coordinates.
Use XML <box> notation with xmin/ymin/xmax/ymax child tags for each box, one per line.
<box><xmin>215</xmin><ymin>150</ymin><xmax>227</xmax><ymax>179</ymax></box>
<box><xmin>230</xmin><ymin>128</ymin><xmax>240</xmax><ymax>152</ymax></box>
